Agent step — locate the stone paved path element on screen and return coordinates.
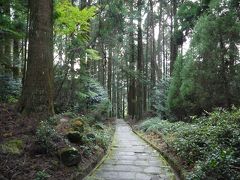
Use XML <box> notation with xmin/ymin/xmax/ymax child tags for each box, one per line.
<box><xmin>85</xmin><ymin>119</ymin><xmax>175</xmax><ymax>180</ymax></box>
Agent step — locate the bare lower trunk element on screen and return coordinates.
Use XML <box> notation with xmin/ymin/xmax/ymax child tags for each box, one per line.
<box><xmin>19</xmin><ymin>0</ymin><xmax>54</xmax><ymax>116</ymax></box>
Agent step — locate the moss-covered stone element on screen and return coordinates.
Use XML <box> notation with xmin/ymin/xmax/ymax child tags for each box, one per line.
<box><xmin>71</xmin><ymin>118</ymin><xmax>84</xmax><ymax>132</ymax></box>
<box><xmin>66</xmin><ymin>131</ymin><xmax>83</xmax><ymax>143</ymax></box>
<box><xmin>59</xmin><ymin>147</ymin><xmax>81</xmax><ymax>167</ymax></box>
<box><xmin>0</xmin><ymin>139</ymin><xmax>24</xmax><ymax>155</ymax></box>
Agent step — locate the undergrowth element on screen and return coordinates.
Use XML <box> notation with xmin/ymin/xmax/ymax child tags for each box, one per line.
<box><xmin>138</xmin><ymin>108</ymin><xmax>240</xmax><ymax>180</ymax></box>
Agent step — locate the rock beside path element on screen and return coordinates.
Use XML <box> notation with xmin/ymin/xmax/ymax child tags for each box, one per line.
<box><xmin>59</xmin><ymin>147</ymin><xmax>81</xmax><ymax>167</ymax></box>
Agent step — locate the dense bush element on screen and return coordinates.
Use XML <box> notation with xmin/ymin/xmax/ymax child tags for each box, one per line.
<box><xmin>36</xmin><ymin>116</ymin><xmax>62</xmax><ymax>153</ymax></box>
<box><xmin>34</xmin><ymin>170</ymin><xmax>50</xmax><ymax>180</ymax></box>
<box><xmin>94</xmin><ymin>127</ymin><xmax>112</xmax><ymax>150</ymax></box>
<box><xmin>168</xmin><ymin>1</ymin><xmax>240</xmax><ymax>119</ymax></box>
<box><xmin>54</xmin><ymin>74</ymin><xmax>111</xmax><ymax>120</ymax></box>
<box><xmin>0</xmin><ymin>75</ymin><xmax>21</xmax><ymax>103</ymax></box>
<box><xmin>138</xmin><ymin>108</ymin><xmax>240</xmax><ymax>179</ymax></box>
<box><xmin>151</xmin><ymin>78</ymin><xmax>171</xmax><ymax>119</ymax></box>
<box><xmin>76</xmin><ymin>75</ymin><xmax>111</xmax><ymax>121</ymax></box>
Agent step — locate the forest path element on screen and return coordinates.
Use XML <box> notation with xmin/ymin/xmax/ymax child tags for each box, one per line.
<box><xmin>85</xmin><ymin>119</ymin><xmax>175</xmax><ymax>180</ymax></box>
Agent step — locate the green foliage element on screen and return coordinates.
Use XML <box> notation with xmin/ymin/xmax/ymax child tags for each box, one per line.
<box><xmin>36</xmin><ymin>118</ymin><xmax>60</xmax><ymax>153</ymax></box>
<box><xmin>76</xmin><ymin>76</ymin><xmax>111</xmax><ymax>119</ymax></box>
<box><xmin>62</xmin><ymin>111</ymin><xmax>78</xmax><ymax>119</ymax></box>
<box><xmin>77</xmin><ymin>119</ymin><xmax>113</xmax><ymax>159</ymax></box>
<box><xmin>168</xmin><ymin>1</ymin><xmax>240</xmax><ymax>119</ymax></box>
<box><xmin>78</xmin><ymin>118</ymin><xmax>112</xmax><ymax>150</ymax></box>
<box><xmin>95</xmin><ymin>0</ymin><xmax>126</xmax><ymax>42</ymax></box>
<box><xmin>85</xmin><ymin>49</ymin><xmax>101</xmax><ymax>61</ymax></box>
<box><xmin>138</xmin><ymin>108</ymin><xmax>240</xmax><ymax>179</ymax></box>
<box><xmin>54</xmin><ymin>74</ymin><xmax>111</xmax><ymax>116</ymax></box>
<box><xmin>81</xmin><ymin>145</ymin><xmax>92</xmax><ymax>158</ymax></box>
<box><xmin>167</xmin><ymin>55</ymin><xmax>186</xmax><ymax>119</ymax></box>
<box><xmin>34</xmin><ymin>170</ymin><xmax>50</xmax><ymax>180</ymax></box>
<box><xmin>152</xmin><ymin>78</ymin><xmax>171</xmax><ymax>119</ymax></box>
<box><xmin>94</xmin><ymin>127</ymin><xmax>112</xmax><ymax>151</ymax></box>
<box><xmin>188</xmin><ymin>148</ymin><xmax>238</xmax><ymax>180</ymax></box>
<box><xmin>0</xmin><ymin>75</ymin><xmax>21</xmax><ymax>103</ymax></box>
<box><xmin>0</xmin><ymin>139</ymin><xmax>24</xmax><ymax>155</ymax></box>
<box><xmin>0</xmin><ymin>0</ymin><xmax>27</xmax><ymax>39</ymax></box>
<box><xmin>177</xmin><ymin>1</ymin><xmax>201</xmax><ymax>38</ymax></box>
<box><xmin>55</xmin><ymin>0</ymin><xmax>96</xmax><ymax>39</ymax></box>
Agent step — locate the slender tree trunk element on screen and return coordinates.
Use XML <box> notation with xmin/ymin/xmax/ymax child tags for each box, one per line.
<box><xmin>170</xmin><ymin>0</ymin><xmax>178</xmax><ymax>76</ymax></box>
<box><xmin>127</xmin><ymin>0</ymin><xmax>136</xmax><ymax>119</ymax></box>
<box><xmin>162</xmin><ymin>22</ymin><xmax>166</xmax><ymax>77</ymax></box>
<box><xmin>107</xmin><ymin>47</ymin><xmax>112</xmax><ymax>116</ymax></box>
<box><xmin>122</xmin><ymin>84</ymin><xmax>125</xmax><ymax>119</ymax></box>
<box><xmin>219</xmin><ymin>35</ymin><xmax>231</xmax><ymax>108</ymax></box>
<box><xmin>102</xmin><ymin>45</ymin><xmax>106</xmax><ymax>88</ymax></box>
<box><xmin>158</xmin><ymin>2</ymin><xmax>163</xmax><ymax>80</ymax></box>
<box><xmin>19</xmin><ymin>0</ymin><xmax>54</xmax><ymax>116</ymax></box>
<box><xmin>112</xmin><ymin>57</ymin><xmax>117</xmax><ymax>117</ymax></box>
<box><xmin>13</xmin><ymin>39</ymin><xmax>20</xmax><ymax>78</ymax></box>
<box><xmin>143</xmin><ymin>16</ymin><xmax>150</xmax><ymax>112</ymax></box>
<box><xmin>22</xmin><ymin>6</ymin><xmax>30</xmax><ymax>85</ymax></box>
<box><xmin>0</xmin><ymin>30</ymin><xmax>5</xmax><ymax>72</ymax></box>
<box><xmin>69</xmin><ymin>50</ymin><xmax>75</xmax><ymax>107</ymax></box>
<box><xmin>80</xmin><ymin>0</ymin><xmax>87</xmax><ymax>9</ymax></box>
<box><xmin>3</xmin><ymin>1</ymin><xmax>12</xmax><ymax>76</ymax></box>
<box><xmin>117</xmin><ymin>71</ymin><xmax>122</xmax><ymax>118</ymax></box>
<box><xmin>136</xmin><ymin>0</ymin><xmax>144</xmax><ymax>120</ymax></box>
<box><xmin>149</xmin><ymin>0</ymin><xmax>156</xmax><ymax>110</ymax></box>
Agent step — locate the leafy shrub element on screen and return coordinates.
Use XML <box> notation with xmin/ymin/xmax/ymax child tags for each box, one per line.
<box><xmin>92</xmin><ymin>126</ymin><xmax>112</xmax><ymax>150</ymax></box>
<box><xmin>138</xmin><ymin>108</ymin><xmax>240</xmax><ymax>179</ymax></box>
<box><xmin>168</xmin><ymin>4</ymin><xmax>240</xmax><ymax>119</ymax></box>
<box><xmin>81</xmin><ymin>145</ymin><xmax>93</xmax><ymax>158</ymax></box>
<box><xmin>187</xmin><ymin>148</ymin><xmax>239</xmax><ymax>180</ymax></box>
<box><xmin>62</xmin><ymin>111</ymin><xmax>78</xmax><ymax>119</ymax></box>
<box><xmin>138</xmin><ymin>117</ymin><xmax>190</xmax><ymax>136</ymax></box>
<box><xmin>36</xmin><ymin>118</ymin><xmax>60</xmax><ymax>153</ymax></box>
<box><xmin>34</xmin><ymin>170</ymin><xmax>50</xmax><ymax>180</ymax></box>
<box><xmin>54</xmin><ymin>74</ymin><xmax>111</xmax><ymax>118</ymax></box>
<box><xmin>78</xmin><ymin>76</ymin><xmax>110</xmax><ymax>109</ymax></box>
<box><xmin>151</xmin><ymin>78</ymin><xmax>171</xmax><ymax>119</ymax></box>
<box><xmin>76</xmin><ymin>76</ymin><xmax>111</xmax><ymax>121</ymax></box>
<box><xmin>0</xmin><ymin>75</ymin><xmax>21</xmax><ymax>103</ymax></box>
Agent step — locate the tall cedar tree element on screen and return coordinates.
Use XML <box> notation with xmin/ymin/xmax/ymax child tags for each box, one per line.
<box><xmin>127</xmin><ymin>0</ymin><xmax>136</xmax><ymax>119</ymax></box>
<box><xmin>19</xmin><ymin>0</ymin><xmax>54</xmax><ymax>116</ymax></box>
<box><xmin>136</xmin><ymin>0</ymin><xmax>144</xmax><ymax>120</ymax></box>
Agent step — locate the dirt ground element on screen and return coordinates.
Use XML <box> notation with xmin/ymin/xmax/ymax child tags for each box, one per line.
<box><xmin>0</xmin><ymin>104</ymin><xmax>112</xmax><ymax>180</ymax></box>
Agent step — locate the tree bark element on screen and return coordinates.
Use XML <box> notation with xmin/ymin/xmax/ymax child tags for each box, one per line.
<box><xmin>149</xmin><ymin>0</ymin><xmax>156</xmax><ymax>110</ymax></box>
<box><xmin>170</xmin><ymin>0</ymin><xmax>178</xmax><ymax>76</ymax></box>
<box><xmin>127</xmin><ymin>0</ymin><xmax>136</xmax><ymax>119</ymax></box>
<box><xmin>158</xmin><ymin>2</ymin><xmax>163</xmax><ymax>80</ymax></box>
<box><xmin>136</xmin><ymin>0</ymin><xmax>144</xmax><ymax>120</ymax></box>
<box><xmin>22</xmin><ymin>6</ymin><xmax>30</xmax><ymax>86</ymax></box>
<box><xmin>3</xmin><ymin>1</ymin><xmax>12</xmax><ymax>76</ymax></box>
<box><xmin>13</xmin><ymin>39</ymin><xmax>20</xmax><ymax>78</ymax></box>
<box><xmin>112</xmin><ymin>59</ymin><xmax>117</xmax><ymax>117</ymax></box>
<box><xmin>107</xmin><ymin>47</ymin><xmax>112</xmax><ymax>116</ymax></box>
<box><xmin>149</xmin><ymin>0</ymin><xmax>156</xmax><ymax>85</ymax></box>
<box><xmin>143</xmin><ymin>14</ymin><xmax>150</xmax><ymax>112</ymax></box>
<box><xmin>19</xmin><ymin>0</ymin><xmax>54</xmax><ymax>116</ymax></box>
